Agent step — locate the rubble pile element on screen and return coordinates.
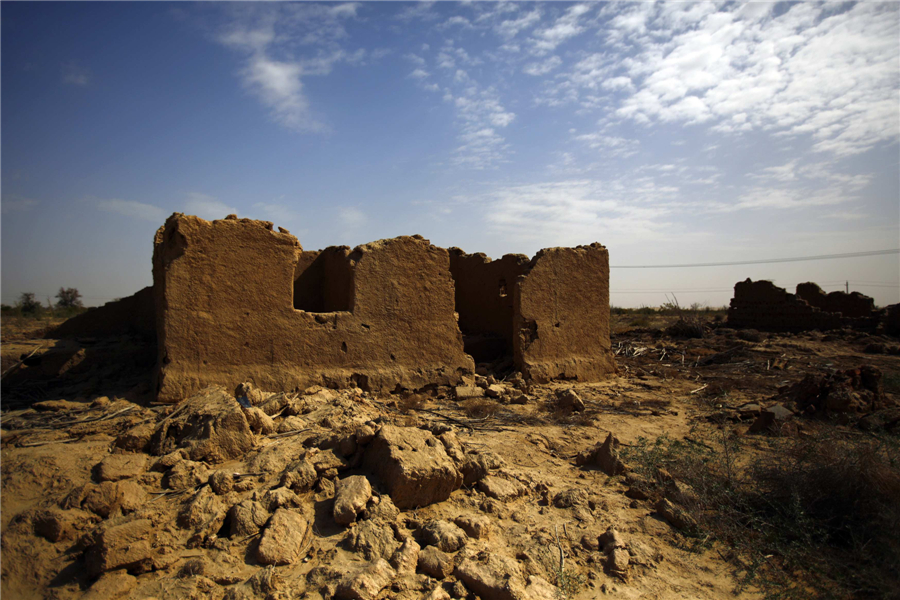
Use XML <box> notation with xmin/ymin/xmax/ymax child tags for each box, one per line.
<box><xmin>3</xmin><ymin>381</ymin><xmax>682</xmax><ymax>600</ymax></box>
<box><xmin>779</xmin><ymin>365</ymin><xmax>892</xmax><ymax>416</ymax></box>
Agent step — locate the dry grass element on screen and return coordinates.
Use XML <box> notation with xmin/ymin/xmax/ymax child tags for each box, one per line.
<box><xmin>622</xmin><ymin>426</ymin><xmax>900</xmax><ymax>599</ymax></box>
<box><xmin>462</xmin><ymin>398</ymin><xmax>500</xmax><ymax>419</ymax></box>
<box><xmin>1</xmin><ymin>315</ymin><xmax>68</xmax><ymax>342</ymax></box>
<box><xmin>398</xmin><ymin>393</ymin><xmax>426</xmax><ymax>414</ymax></box>
<box><xmin>610</xmin><ymin>305</ymin><xmax>727</xmax><ymax>335</ymax></box>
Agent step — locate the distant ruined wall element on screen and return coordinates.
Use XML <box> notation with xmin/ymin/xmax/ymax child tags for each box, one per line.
<box><xmin>448</xmin><ymin>249</ymin><xmax>529</xmax><ymax>362</ymax></box>
<box><xmin>515</xmin><ymin>244</ymin><xmax>616</xmax><ymax>382</ymax></box>
<box><xmin>795</xmin><ymin>282</ymin><xmax>874</xmax><ymax>319</ymax></box>
<box><xmin>152</xmin><ymin>214</ymin><xmax>473</xmax><ymax>403</ymax></box>
<box><xmin>51</xmin><ymin>286</ymin><xmax>156</xmax><ymax>340</ymax></box>
<box><xmin>727</xmin><ymin>279</ymin><xmax>842</xmax><ymax>332</ymax></box>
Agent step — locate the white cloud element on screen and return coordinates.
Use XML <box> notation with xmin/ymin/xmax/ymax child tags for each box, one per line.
<box><xmin>601</xmin><ymin>76</ymin><xmax>634</xmax><ymax>92</ymax></box>
<box><xmin>529</xmin><ymin>4</ymin><xmax>592</xmax><ymax>55</ymax></box>
<box><xmin>446</xmin><ymin>85</ymin><xmax>517</xmax><ymax>168</ymax></box>
<box><xmin>395</xmin><ymin>2</ymin><xmax>437</xmax><ymax>22</ymax></box>
<box><xmin>2</xmin><ymin>196</ymin><xmax>40</xmax><ymax>213</ymax></box>
<box><xmin>414</xmin><ymin>36</ymin><xmax>518</xmax><ymax>170</ymax></box>
<box><xmin>754</xmin><ymin>159</ymin><xmax>874</xmax><ymax>191</ymax></box>
<box><xmin>62</xmin><ymin>61</ymin><xmax>90</xmax><ymax>86</ymax></box>
<box><xmin>185</xmin><ymin>193</ymin><xmax>238</xmax><ymax>220</ymax></box>
<box><xmin>216</xmin><ymin>3</ymin><xmax>360</xmax><ymax>133</ymax></box>
<box><xmin>523</xmin><ymin>56</ymin><xmax>561</xmax><ymax>76</ymax></box>
<box><xmin>714</xmin><ymin>187</ymin><xmax>852</xmax><ymax>213</ymax></box>
<box><xmin>403</xmin><ymin>53</ymin><xmax>426</xmax><ymax>66</ymax></box>
<box><xmin>409</xmin><ymin>68</ymin><xmax>430</xmax><ymax>80</ymax></box>
<box><xmin>338</xmin><ymin>207</ymin><xmax>366</xmax><ymax>229</ymax></box>
<box><xmin>574</xmin><ymin>133</ymin><xmax>639</xmax><ymax>158</ymax></box>
<box><xmin>97</xmin><ymin>199</ymin><xmax>167</xmax><ymax>222</ymax></box>
<box><xmin>253</xmin><ymin>201</ymin><xmax>297</xmax><ymax>225</ymax></box>
<box><xmin>329</xmin><ymin>3</ymin><xmax>359</xmax><ymax>19</ymax></box>
<box><xmin>495</xmin><ymin>9</ymin><xmax>541</xmax><ymax>39</ymax></box>
<box><xmin>482</xmin><ymin>179</ymin><xmax>675</xmax><ymax>247</ymax></box>
<box><xmin>597</xmin><ymin>3</ymin><xmax>900</xmax><ymax>156</ymax></box>
<box><xmin>822</xmin><ymin>211</ymin><xmax>866</xmax><ymax>221</ymax></box>
<box><xmin>441</xmin><ymin>16</ymin><xmax>473</xmax><ymax>29</ymax></box>
<box><xmin>240</xmin><ymin>55</ymin><xmax>321</xmax><ymax>132</ymax></box>
<box><xmin>757</xmin><ymin>160</ymin><xmax>799</xmax><ymax>183</ymax></box>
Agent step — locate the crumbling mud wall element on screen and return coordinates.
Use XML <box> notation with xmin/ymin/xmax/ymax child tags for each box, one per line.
<box><xmin>796</xmin><ymin>282</ymin><xmax>874</xmax><ymax>318</ymax></box>
<box><xmin>50</xmin><ymin>287</ymin><xmax>156</xmax><ymax>340</ymax></box>
<box><xmin>152</xmin><ymin>214</ymin><xmax>473</xmax><ymax>403</ymax></box>
<box><xmin>448</xmin><ymin>249</ymin><xmax>529</xmax><ymax>363</ymax></box>
<box><xmin>448</xmin><ymin>244</ymin><xmax>616</xmax><ymax>382</ymax></box>
<box><xmin>514</xmin><ymin>244</ymin><xmax>615</xmax><ymax>382</ymax></box>
<box><xmin>727</xmin><ymin>279</ymin><xmax>842</xmax><ymax>332</ymax></box>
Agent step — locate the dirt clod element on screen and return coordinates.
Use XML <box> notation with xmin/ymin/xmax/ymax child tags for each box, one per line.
<box><xmin>256</xmin><ymin>508</ymin><xmax>311</xmax><ymax>565</ymax></box>
<box><xmin>334</xmin><ymin>475</ymin><xmax>373</xmax><ymax>526</ymax></box>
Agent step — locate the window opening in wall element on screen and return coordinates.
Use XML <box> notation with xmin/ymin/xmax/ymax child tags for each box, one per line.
<box><xmin>499</xmin><ymin>279</ymin><xmax>508</xmax><ymax>298</ymax></box>
<box><xmin>293</xmin><ymin>250</ymin><xmax>353</xmax><ymax>312</ymax></box>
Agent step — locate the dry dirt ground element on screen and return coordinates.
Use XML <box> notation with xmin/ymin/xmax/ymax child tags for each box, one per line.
<box><xmin>1</xmin><ymin>315</ymin><xmax>898</xmax><ymax>600</ymax></box>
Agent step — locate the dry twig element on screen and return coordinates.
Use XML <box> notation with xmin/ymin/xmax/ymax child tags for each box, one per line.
<box><xmin>18</xmin><ymin>437</ymin><xmax>77</xmax><ymax>448</ymax></box>
<box><xmin>266</xmin><ymin>428</ymin><xmax>312</xmax><ymax>439</ymax></box>
<box><xmin>1</xmin><ymin>345</ymin><xmax>46</xmax><ymax>380</ymax></box>
<box><xmin>554</xmin><ymin>525</ymin><xmax>565</xmax><ymax>573</ymax></box>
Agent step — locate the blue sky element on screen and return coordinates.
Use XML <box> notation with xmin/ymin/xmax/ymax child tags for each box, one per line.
<box><xmin>2</xmin><ymin>1</ymin><xmax>898</xmax><ymax>308</ymax></box>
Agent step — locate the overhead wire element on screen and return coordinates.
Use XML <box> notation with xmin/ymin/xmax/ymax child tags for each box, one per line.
<box><xmin>609</xmin><ymin>248</ymin><xmax>899</xmax><ymax>269</ymax></box>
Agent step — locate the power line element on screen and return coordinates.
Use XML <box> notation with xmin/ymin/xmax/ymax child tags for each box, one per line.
<box><xmin>611</xmin><ymin>289</ymin><xmax>733</xmax><ymax>294</ymax></box>
<box><xmin>610</xmin><ymin>249</ymin><xmax>899</xmax><ymax>269</ymax></box>
<box><xmin>610</xmin><ymin>281</ymin><xmax>899</xmax><ymax>294</ymax></box>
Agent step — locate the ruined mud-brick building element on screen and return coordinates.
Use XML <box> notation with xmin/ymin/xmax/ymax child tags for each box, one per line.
<box><xmin>795</xmin><ymin>282</ymin><xmax>875</xmax><ymax>319</ymax></box>
<box><xmin>448</xmin><ymin>247</ymin><xmax>614</xmax><ymax>382</ymax></box>
<box><xmin>143</xmin><ymin>214</ymin><xmax>614</xmax><ymax>402</ymax></box>
<box><xmin>727</xmin><ymin>279</ymin><xmax>888</xmax><ymax>333</ymax></box>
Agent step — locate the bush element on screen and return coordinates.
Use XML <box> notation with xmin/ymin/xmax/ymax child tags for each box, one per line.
<box><xmin>17</xmin><ymin>292</ymin><xmax>42</xmax><ymax>315</ymax></box>
<box><xmin>664</xmin><ymin>318</ymin><xmax>705</xmax><ymax>339</ymax></box>
<box><xmin>55</xmin><ymin>287</ymin><xmax>82</xmax><ymax>309</ymax></box>
<box><xmin>622</xmin><ymin>429</ymin><xmax>900</xmax><ymax>599</ymax></box>
<box><xmin>462</xmin><ymin>398</ymin><xmax>500</xmax><ymax>419</ymax></box>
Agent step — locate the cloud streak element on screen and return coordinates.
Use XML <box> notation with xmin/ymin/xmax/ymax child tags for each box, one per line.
<box><xmin>184</xmin><ymin>193</ymin><xmax>237</xmax><ymax>220</ymax></box>
<box><xmin>62</xmin><ymin>61</ymin><xmax>90</xmax><ymax>86</ymax></box>
<box><xmin>216</xmin><ymin>3</ymin><xmax>361</xmax><ymax>133</ymax></box>
<box><xmin>2</xmin><ymin>196</ymin><xmax>40</xmax><ymax>214</ymax></box>
<box><xmin>97</xmin><ymin>199</ymin><xmax>167</xmax><ymax>222</ymax></box>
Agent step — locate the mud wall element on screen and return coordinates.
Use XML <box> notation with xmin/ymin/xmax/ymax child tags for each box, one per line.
<box><xmin>514</xmin><ymin>244</ymin><xmax>616</xmax><ymax>382</ymax></box>
<box><xmin>152</xmin><ymin>214</ymin><xmax>473</xmax><ymax>403</ymax></box>
<box><xmin>795</xmin><ymin>282</ymin><xmax>874</xmax><ymax>319</ymax></box>
<box><xmin>51</xmin><ymin>287</ymin><xmax>156</xmax><ymax>340</ymax></box>
<box><xmin>727</xmin><ymin>279</ymin><xmax>841</xmax><ymax>332</ymax></box>
<box><xmin>448</xmin><ymin>249</ymin><xmax>529</xmax><ymax>363</ymax></box>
